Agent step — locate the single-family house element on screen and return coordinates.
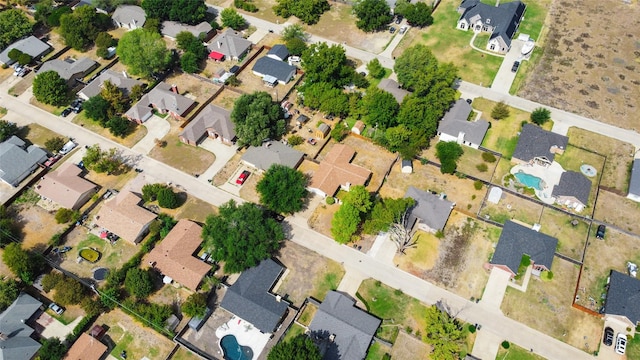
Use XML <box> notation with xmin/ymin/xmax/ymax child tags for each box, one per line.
<box><xmin>488</xmin><ymin>220</ymin><xmax>558</xmax><ymax>277</ymax></box>
<box><xmin>0</xmin><ymin>293</ymin><xmax>43</xmax><ymax>360</ymax></box>
<box><xmin>456</xmin><ymin>0</ymin><xmax>526</xmax><ymax>54</ymax></box>
<box><xmin>551</xmin><ymin>171</ymin><xmax>591</xmax><ymax>212</ymax></box>
<box><xmin>604</xmin><ymin>270</ymin><xmax>640</xmax><ymax>328</ymax></box>
<box><xmin>351</xmin><ymin>120</ymin><xmax>365</xmax><ymax>135</ymax></box>
<box><xmin>628</xmin><ymin>159</ymin><xmax>640</xmax><ymax>202</ymax></box>
<box><xmin>316</xmin><ymin>123</ymin><xmax>330</xmax><ymax>139</ymax></box>
<box><xmin>0</xmin><ymin>136</ymin><xmax>47</xmax><ymax>187</ymax></box>
<box><xmin>78</xmin><ymin>70</ymin><xmax>144</xmax><ymax>100</ymax></box>
<box><xmin>125</xmin><ymin>82</ymin><xmax>195</xmax><ymax>123</ymax></box>
<box><xmin>437</xmin><ymin>99</ymin><xmax>489</xmax><ymax>149</ymax></box>
<box><xmin>179</xmin><ymin>104</ymin><xmax>236</xmax><ymax>146</ymax></box>
<box><xmin>377</xmin><ymin>78</ymin><xmax>410</xmax><ymax>104</ymax></box>
<box><xmin>72</xmin><ymin>0</ymin><xmax>108</xmax><ymax>13</ymax></box>
<box><xmin>111</xmin><ymin>5</ymin><xmax>146</xmax><ymax>29</ymax></box>
<box><xmin>241</xmin><ymin>141</ymin><xmax>304</xmax><ymax>172</ymax></box>
<box><xmin>267</xmin><ymin>44</ymin><xmax>289</xmax><ymax>62</ymax></box>
<box><xmin>161</xmin><ymin>21</ymin><xmax>214</xmax><ymax>41</ymax></box>
<box><xmin>405</xmin><ymin>186</ymin><xmax>454</xmax><ymax>233</ymax></box>
<box><xmin>34</xmin><ymin>163</ymin><xmax>97</xmax><ymax>210</ymax></box>
<box><xmin>64</xmin><ymin>333</ymin><xmax>108</xmax><ymax>360</ymax></box>
<box><xmin>144</xmin><ymin>219</ymin><xmax>212</xmax><ymax>291</ymax></box>
<box><xmin>94</xmin><ymin>191</ymin><xmax>157</xmax><ymax>243</ymax></box>
<box><xmin>309</xmin><ymin>144</ymin><xmax>372</xmax><ymax>198</ymax></box>
<box><xmin>512</xmin><ymin>123</ymin><xmax>568</xmax><ymax>166</ymax></box>
<box><xmin>220</xmin><ymin>259</ymin><xmax>289</xmax><ymax>334</ymax></box>
<box><xmin>0</xmin><ymin>36</ymin><xmax>51</xmax><ymax>66</ymax></box>
<box><xmin>252</xmin><ymin>56</ymin><xmax>297</xmax><ymax>85</ymax></box>
<box><xmin>308</xmin><ymin>291</ymin><xmax>381</xmax><ymax>360</ymax></box>
<box><xmin>38</xmin><ymin>57</ymin><xmax>99</xmax><ymax>86</ymax></box>
<box><xmin>207</xmin><ymin>29</ymin><xmax>253</xmax><ymax>61</ymax></box>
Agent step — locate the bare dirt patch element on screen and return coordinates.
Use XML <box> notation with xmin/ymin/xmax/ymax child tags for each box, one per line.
<box><xmin>307</xmin><ymin>202</ymin><xmax>339</xmax><ymax>239</ymax></box>
<box><xmin>519</xmin><ymin>0</ymin><xmax>640</xmax><ymax>130</ymax></box>
<box><xmin>164</xmin><ymin>72</ymin><xmax>222</xmax><ymax>107</ymax></box>
<box><xmin>478</xmin><ymin>191</ymin><xmax>544</xmax><ymax>225</ymax></box>
<box><xmin>209</xmin><ymin>88</ymin><xmax>242</xmax><ymax>111</ymax></box>
<box><xmin>539</xmin><ymin>207</ymin><xmax>589</xmax><ymax>261</ymax></box>
<box><xmin>594</xmin><ymin>190</ymin><xmax>640</xmax><ymax>235</ymax></box>
<box><xmin>11</xmin><ymin>203</ymin><xmax>66</xmax><ymax>251</ymax></box>
<box><xmin>238</xmin><ymin>170</ymin><xmax>262</xmax><ymax>203</ymax></box>
<box><xmin>212</xmin><ymin>152</ymin><xmax>242</xmax><ymax>186</ymax></box>
<box><xmin>390</xmin><ymin>331</ymin><xmax>431</xmax><ymax>360</ymax></box>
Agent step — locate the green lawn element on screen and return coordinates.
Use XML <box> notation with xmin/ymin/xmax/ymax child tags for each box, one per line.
<box><xmin>281</xmin><ymin>323</ymin><xmax>306</xmax><ymax>343</ymax></box>
<box><xmin>72</xmin><ymin>112</ymin><xmax>147</xmax><ymax>148</ymax></box>
<box><xmin>496</xmin><ymin>343</ymin><xmax>546</xmax><ymax>360</ymax></box>
<box><xmin>510</xmin><ymin>47</ymin><xmax>543</xmax><ymax>95</ymax></box>
<box><xmin>627</xmin><ymin>334</ymin><xmax>640</xmax><ymax>360</ymax></box>
<box><xmin>539</xmin><ymin>207</ymin><xmax>589</xmax><ymax>261</ymax></box>
<box><xmin>514</xmin><ymin>0</ymin><xmax>550</xmax><ymax>41</ymax></box>
<box><xmin>148</xmin><ymin>137</ymin><xmax>216</xmax><ymax>175</ymax></box>
<box><xmin>365</xmin><ymin>342</ymin><xmax>392</xmax><ymax>360</ymax></box>
<box><xmin>310</xmin><ymin>261</ymin><xmax>345</xmax><ymax>301</ymax></box>
<box><xmin>17</xmin><ymin>123</ymin><xmax>65</xmax><ymax>149</ymax></box>
<box><xmin>110</xmin><ymin>328</ymin><xmax>134</xmax><ymax>358</ymax></box>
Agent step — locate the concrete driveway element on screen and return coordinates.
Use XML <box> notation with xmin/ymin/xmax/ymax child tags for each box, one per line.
<box><xmin>131</xmin><ymin>115</ymin><xmax>170</xmax><ymax>154</ymax></box>
<box><xmin>490</xmin><ymin>39</ymin><xmax>525</xmax><ymax>93</ymax></box>
<box><xmin>479</xmin><ymin>267</ymin><xmax>512</xmax><ymax>310</ymax></box>
<box><xmin>197</xmin><ymin>138</ymin><xmax>238</xmax><ymax>180</ymax></box>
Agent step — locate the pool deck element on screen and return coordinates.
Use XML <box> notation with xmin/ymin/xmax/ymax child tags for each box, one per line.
<box><xmin>511</xmin><ymin>162</ymin><xmax>564</xmax><ymax>204</ymax></box>
<box><xmin>215</xmin><ymin>316</ymin><xmax>270</xmax><ymax>360</ymax></box>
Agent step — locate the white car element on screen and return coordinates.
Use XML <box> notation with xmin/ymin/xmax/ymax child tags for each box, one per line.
<box><xmin>48</xmin><ymin>302</ymin><xmax>64</xmax><ymax>315</ymax></box>
<box><xmin>399</xmin><ymin>26</ymin><xmax>408</xmax><ymax>35</ymax></box>
<box><xmin>615</xmin><ymin>333</ymin><xmax>627</xmax><ymax>355</ymax></box>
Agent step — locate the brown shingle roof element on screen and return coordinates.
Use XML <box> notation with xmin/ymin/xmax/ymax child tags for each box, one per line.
<box><xmin>94</xmin><ymin>191</ymin><xmax>157</xmax><ymax>243</ymax></box>
<box><xmin>64</xmin><ymin>333</ymin><xmax>107</xmax><ymax>360</ymax></box>
<box><xmin>310</xmin><ymin>144</ymin><xmax>372</xmax><ymax>197</ymax></box>
<box><xmin>144</xmin><ymin>219</ymin><xmax>211</xmax><ymax>290</ymax></box>
<box><xmin>35</xmin><ymin>163</ymin><xmax>96</xmax><ymax>209</ymax></box>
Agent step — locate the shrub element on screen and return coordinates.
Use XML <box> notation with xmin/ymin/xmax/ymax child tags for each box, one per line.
<box><xmin>476</xmin><ymin>163</ymin><xmax>488</xmax><ymax>172</ymax></box>
<box><xmin>157</xmin><ymin>187</ymin><xmax>180</xmax><ymax>209</ymax></box>
<box><xmin>473</xmin><ymin>180</ymin><xmax>483</xmax><ymax>190</ymax></box>
<box><xmin>330</xmin><ymin>122</ymin><xmax>350</xmax><ymax>142</ymax></box>
<box><xmin>531</xmin><ymin>107</ymin><xmax>551</xmax><ymax>125</ymax></box>
<box><xmin>44</xmin><ymin>137</ymin><xmax>66</xmax><ymax>153</ymax></box>
<box><xmin>491</xmin><ymin>102</ymin><xmax>510</xmax><ymax>120</ymax></box>
<box><xmin>468</xmin><ymin>324</ymin><xmax>476</xmax><ymax>333</ymax></box>
<box><xmin>541</xmin><ymin>270</ymin><xmax>554</xmax><ymax>281</ymax></box>
<box><xmin>287</xmin><ymin>135</ymin><xmax>304</xmax><ymax>146</ymax></box>
<box><xmin>54</xmin><ymin>208</ymin><xmax>79</xmax><ymax>224</ymax></box>
<box><xmin>481</xmin><ymin>152</ymin><xmax>496</xmax><ymax>163</ymax></box>
<box><xmin>325</xmin><ymin>196</ymin><xmax>335</xmax><ymax>205</ymax></box>
<box><xmin>49</xmin><ymin>232</ymin><xmax>64</xmax><ymax>246</ymax></box>
<box><xmin>141</xmin><ymin>183</ymin><xmax>166</xmax><ymax>202</ymax></box>
<box><xmin>501</xmin><ymin>341</ymin><xmax>510</xmax><ymax>349</ymax></box>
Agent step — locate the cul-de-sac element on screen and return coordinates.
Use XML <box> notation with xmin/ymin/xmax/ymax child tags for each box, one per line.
<box><xmin>0</xmin><ymin>0</ymin><xmax>638</xmax><ymax>359</ymax></box>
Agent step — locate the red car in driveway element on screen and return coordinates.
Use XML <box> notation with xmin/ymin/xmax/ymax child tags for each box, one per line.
<box><xmin>236</xmin><ymin>170</ymin><xmax>250</xmax><ymax>185</ymax></box>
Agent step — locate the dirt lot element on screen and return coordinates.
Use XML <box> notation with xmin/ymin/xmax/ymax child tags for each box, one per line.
<box><xmin>163</xmin><ymin>72</ymin><xmax>222</xmax><ymax>107</ymax></box>
<box><xmin>566</xmin><ymin>127</ymin><xmax>635</xmax><ymax>194</ymax></box>
<box><xmin>594</xmin><ymin>190</ymin><xmax>640</xmax><ymax>235</ymax></box>
<box><xmin>519</xmin><ymin>0</ymin><xmax>639</xmax><ymax>130</ymax></box>
<box><xmin>501</xmin><ymin>257</ymin><xmax>603</xmax><ymax>353</ymax></box>
<box><xmin>7</xmin><ymin>201</ymin><xmax>65</xmax><ymax>252</ymax></box>
<box><xmin>212</xmin><ymin>152</ymin><xmax>242</xmax><ymax>186</ymax></box>
<box><xmin>275</xmin><ymin>241</ymin><xmax>345</xmax><ymax>307</ymax></box>
<box><xmin>479</xmin><ymin>190</ymin><xmax>544</xmax><ymax>225</ymax></box>
<box><xmin>209</xmin><ymin>88</ymin><xmax>242</xmax><ymax>111</ymax></box>
<box><xmin>539</xmin><ymin>207</ymin><xmax>589</xmax><ymax>261</ymax></box>
<box><xmin>390</xmin><ymin>332</ymin><xmax>431</xmax><ymax>360</ymax></box>
<box><xmin>307</xmin><ymin>201</ymin><xmax>339</xmax><ymax>239</ymax></box>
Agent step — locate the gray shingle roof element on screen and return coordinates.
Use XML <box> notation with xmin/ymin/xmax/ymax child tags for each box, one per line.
<box><xmin>0</xmin><ymin>293</ymin><xmax>43</xmax><ymax>360</ymax></box>
<box><xmin>513</xmin><ymin>124</ymin><xmax>568</xmax><ymax>163</ymax></box>
<box><xmin>180</xmin><ymin>104</ymin><xmax>236</xmax><ymax>144</ymax></box>
<box><xmin>207</xmin><ymin>29</ymin><xmax>253</xmax><ymax>59</ymax></box>
<box><xmin>629</xmin><ymin>160</ymin><xmax>640</xmax><ymax>197</ymax></box>
<box><xmin>267</xmin><ymin>44</ymin><xmax>289</xmax><ymax>61</ymax></box>
<box><xmin>220</xmin><ymin>259</ymin><xmax>288</xmax><ymax>333</ymax></box>
<box><xmin>377</xmin><ymin>78</ymin><xmax>410</xmax><ymax>104</ymax></box>
<box><xmin>405</xmin><ymin>186</ymin><xmax>454</xmax><ymax>232</ymax></box>
<box><xmin>605</xmin><ymin>270</ymin><xmax>640</xmax><ymax>325</ymax></box>
<box><xmin>161</xmin><ymin>21</ymin><xmax>212</xmax><ymax>39</ymax></box>
<box><xmin>491</xmin><ymin>221</ymin><xmax>558</xmax><ymax>274</ymax></box>
<box><xmin>458</xmin><ymin>0</ymin><xmax>526</xmax><ymax>48</ymax></box>
<box><xmin>252</xmin><ymin>57</ymin><xmax>296</xmax><ymax>83</ymax></box>
<box><xmin>551</xmin><ymin>171</ymin><xmax>591</xmax><ymax>206</ymax></box>
<box><xmin>0</xmin><ymin>136</ymin><xmax>47</xmax><ymax>187</ymax></box>
<box><xmin>78</xmin><ymin>70</ymin><xmax>143</xmax><ymax>100</ymax></box>
<box><xmin>125</xmin><ymin>82</ymin><xmax>195</xmax><ymax>121</ymax></box>
<box><xmin>111</xmin><ymin>5</ymin><xmax>146</xmax><ymax>28</ymax></box>
<box><xmin>241</xmin><ymin>141</ymin><xmax>304</xmax><ymax>171</ymax></box>
<box><xmin>0</xmin><ymin>36</ymin><xmax>51</xmax><ymax>65</ymax></box>
<box><xmin>309</xmin><ymin>291</ymin><xmax>381</xmax><ymax>360</ymax></box>
<box><xmin>438</xmin><ymin>99</ymin><xmax>489</xmax><ymax>145</ymax></box>
<box><xmin>38</xmin><ymin>57</ymin><xmax>98</xmax><ymax>81</ymax></box>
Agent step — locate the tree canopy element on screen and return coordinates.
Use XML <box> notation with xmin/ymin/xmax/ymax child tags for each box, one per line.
<box><xmin>142</xmin><ymin>0</ymin><xmax>207</xmax><ymax>25</ymax></box>
<box><xmin>231</xmin><ymin>91</ymin><xmax>286</xmax><ymax>147</ymax></box>
<box><xmin>363</xmin><ymin>197</ymin><xmax>415</xmax><ymax>234</ymax></box>
<box><xmin>82</xmin><ymin>145</ymin><xmax>127</xmax><ymax>174</ymax></box>
<box><xmin>330</xmin><ymin>185</ymin><xmax>372</xmax><ymax>243</ymax></box>
<box><xmin>182</xmin><ymin>292</ymin><xmax>207</xmax><ymax>318</ymax></box>
<box><xmin>83</xmin><ymin>96</ymin><xmax>112</xmax><ymax>124</ymax></box>
<box><xmin>404</xmin><ymin>2</ymin><xmax>434</xmax><ymax>27</ymax></box>
<box><xmin>273</xmin><ymin>0</ymin><xmax>330</xmax><ymax>25</ymax></box>
<box><xmin>33</xmin><ymin>71</ymin><xmax>68</xmax><ymax>106</ymax></box>
<box><xmin>52</xmin><ymin>276</ymin><xmax>85</xmax><ymax>306</ymax></box>
<box><xmin>531</xmin><ymin>107</ymin><xmax>551</xmax><ymax>125</ymax></box>
<box><xmin>281</xmin><ymin>24</ymin><xmax>308</xmax><ymax>42</ymax></box>
<box><xmin>38</xmin><ymin>338</ymin><xmax>67</xmax><ymax>360</ymax></box>
<box><xmin>59</xmin><ymin>5</ymin><xmax>111</xmax><ymax>50</ymax></box>
<box><xmin>257</xmin><ymin>164</ymin><xmax>308</xmax><ymax>214</ymax></box>
<box><xmin>0</xmin><ymin>206</ymin><xmax>18</xmax><ymax>248</ymax></box>
<box><xmin>360</xmin><ymin>87</ymin><xmax>399</xmax><ymax>130</ymax></box>
<box><xmin>202</xmin><ymin>200</ymin><xmax>284</xmax><ymax>273</ymax></box>
<box><xmin>435</xmin><ymin>141</ymin><xmax>464</xmax><ymax>174</ymax></box>
<box><xmin>0</xmin><ymin>277</ymin><xmax>20</xmax><ymax>312</ymax></box>
<box><xmin>267</xmin><ymin>334</ymin><xmax>322</xmax><ymax>360</ymax></box>
<box><xmin>176</xmin><ymin>31</ymin><xmax>207</xmax><ymax>59</ymax></box>
<box><xmin>180</xmin><ymin>51</ymin><xmax>200</xmax><ymax>73</ymax></box>
<box><xmin>353</xmin><ymin>0</ymin><xmax>392</xmax><ymax>32</ymax></box>
<box><xmin>124</xmin><ymin>268</ymin><xmax>154</xmax><ymax>299</ymax></box>
<box><xmin>0</xmin><ymin>120</ymin><xmax>18</xmax><ymax>143</ymax></box>
<box><xmin>0</xmin><ymin>9</ymin><xmax>33</xmax><ymax>50</ymax></box>
<box><xmin>491</xmin><ymin>101</ymin><xmax>510</xmax><ymax>120</ymax></box>
<box><xmin>2</xmin><ymin>243</ymin><xmax>41</xmax><ymax>283</ymax></box>
<box><xmin>394</xmin><ymin>44</ymin><xmax>458</xmax><ymax>97</ymax></box>
<box><xmin>424</xmin><ymin>305</ymin><xmax>466</xmax><ymax>360</ymax></box>
<box><xmin>117</xmin><ymin>29</ymin><xmax>171</xmax><ymax>77</ymax></box>
<box><xmin>220</xmin><ymin>8</ymin><xmax>246</xmax><ymax>30</ymax></box>
<box><xmin>301</xmin><ymin>42</ymin><xmax>355</xmax><ymax>87</ymax></box>
<box><xmin>299</xmin><ymin>82</ymin><xmax>349</xmax><ymax>117</ymax></box>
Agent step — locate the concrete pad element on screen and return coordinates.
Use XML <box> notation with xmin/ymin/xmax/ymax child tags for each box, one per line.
<box><xmin>131</xmin><ymin>115</ymin><xmax>171</xmax><ymax>155</ymax></box>
<box><xmin>367</xmin><ymin>233</ymin><xmax>397</xmax><ymax>265</ymax></box>
<box><xmin>337</xmin><ymin>267</ymin><xmax>366</xmax><ymax>297</ymax></box>
<box><xmin>479</xmin><ymin>267</ymin><xmax>511</xmax><ymax>310</ymax></box>
<box><xmin>490</xmin><ymin>39</ymin><xmax>525</xmax><ymax>93</ymax></box>
<box><xmin>197</xmin><ymin>138</ymin><xmax>238</xmax><ymax>179</ymax></box>
<box><xmin>471</xmin><ymin>328</ymin><xmax>503</xmax><ymax>360</ymax></box>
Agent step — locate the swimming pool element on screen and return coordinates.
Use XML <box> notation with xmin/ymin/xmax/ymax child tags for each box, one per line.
<box><xmin>514</xmin><ymin>172</ymin><xmax>543</xmax><ymax>190</ymax></box>
<box><xmin>220</xmin><ymin>335</ymin><xmax>253</xmax><ymax>360</ymax></box>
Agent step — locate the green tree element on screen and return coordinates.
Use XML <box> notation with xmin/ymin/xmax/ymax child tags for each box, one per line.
<box><xmin>257</xmin><ymin>164</ymin><xmax>308</xmax><ymax>214</ymax></box>
<box><xmin>117</xmin><ymin>29</ymin><xmax>171</xmax><ymax>77</ymax></box>
<box><xmin>300</xmin><ymin>82</ymin><xmax>349</xmax><ymax>117</ymax></box>
<box><xmin>202</xmin><ymin>200</ymin><xmax>284</xmax><ymax>273</ymax></box>
<box><xmin>100</xmin><ymin>80</ymin><xmax>127</xmax><ymax>114</ymax></box>
<box><xmin>0</xmin><ymin>206</ymin><xmax>17</xmax><ymax>247</ymax></box>
<box><xmin>393</xmin><ymin>0</ymin><xmax>411</xmax><ymax>16</ymax></box>
<box><xmin>80</xmin><ymin>296</ymin><xmax>104</xmax><ymax>316</ymax></box>
<box><xmin>396</xmin><ymin>95</ymin><xmax>440</xmax><ymax>137</ymax></box>
<box><xmin>142</xmin><ymin>183</ymin><xmax>167</xmax><ymax>202</ymax></box>
<box><xmin>383</xmin><ymin>125</ymin><xmax>413</xmax><ymax>154</ymax></box>
<box><xmin>273</xmin><ymin>0</ymin><xmax>329</xmax><ymax>25</ymax></box>
<box><xmin>143</xmin><ymin>17</ymin><xmax>161</xmax><ymax>33</ymax></box>
<box><xmin>424</xmin><ymin>305</ymin><xmax>465</xmax><ymax>360</ymax></box>
<box><xmin>343</xmin><ymin>185</ymin><xmax>372</xmax><ymax>213</ymax></box>
<box><xmin>285</xmin><ymin>37</ymin><xmax>307</xmax><ymax>56</ymax></box>
<box><xmin>106</xmin><ymin>116</ymin><xmax>132</xmax><ymax>137</ymax></box>
<box><xmin>180</xmin><ymin>51</ymin><xmax>200</xmax><ymax>73</ymax></box>
<box><xmin>130</xmin><ymin>84</ymin><xmax>145</xmax><ymax>101</ymax></box>
<box><xmin>2</xmin><ymin>243</ymin><xmax>38</xmax><ymax>283</ymax></box>
<box><xmin>220</xmin><ymin>8</ymin><xmax>246</xmax><ymax>30</ymax></box>
<box><xmin>231</xmin><ymin>91</ymin><xmax>286</xmax><ymax>146</ymax></box>
<box><xmin>281</xmin><ymin>24</ymin><xmax>308</xmax><ymax>42</ymax></box>
<box><xmin>301</xmin><ymin>42</ymin><xmax>355</xmax><ymax>87</ymax></box>
<box><xmin>267</xmin><ymin>334</ymin><xmax>322</xmax><ymax>360</ymax></box>
<box><xmin>168</xmin><ymin>0</ymin><xmax>207</xmax><ymax>25</ymax></box>
<box><xmin>46</xmin><ymin>6</ymin><xmax>72</xmax><ymax>27</ymax></box>
<box><xmin>0</xmin><ymin>120</ymin><xmax>18</xmax><ymax>142</ymax></box>
<box><xmin>38</xmin><ymin>338</ymin><xmax>67</xmax><ymax>360</ymax></box>
<box><xmin>95</xmin><ymin>32</ymin><xmax>115</xmax><ymax>49</ymax></box>
<box><xmin>44</xmin><ymin>136</ymin><xmax>65</xmax><ymax>153</ymax></box>
<box><xmin>59</xmin><ymin>5</ymin><xmax>111</xmax><ymax>50</ymax></box>
<box><xmin>33</xmin><ymin>71</ymin><xmax>68</xmax><ymax>106</ymax></box>
<box><xmin>35</xmin><ymin>0</ymin><xmax>54</xmax><ymax>25</ymax></box>
<box><xmin>83</xmin><ymin>96</ymin><xmax>112</xmax><ymax>124</ymax></box>
<box><xmin>141</xmin><ymin>0</ymin><xmax>170</xmax><ymax>21</ymax></box>
<box><xmin>394</xmin><ymin>44</ymin><xmax>458</xmax><ymax>97</ymax></box>
<box><xmin>366</xmin><ymin>58</ymin><xmax>386</xmax><ymax>79</ymax></box>
<box><xmin>361</xmin><ymin>87</ymin><xmax>398</xmax><ymax>130</ymax></box>
<box><xmin>0</xmin><ymin>277</ymin><xmax>20</xmax><ymax>311</ymax></box>
<box><xmin>404</xmin><ymin>2</ymin><xmax>433</xmax><ymax>27</ymax></box>
<box><xmin>99</xmin><ymin>286</ymin><xmax>121</xmax><ymax>310</ymax></box>
<box><xmin>82</xmin><ymin>145</ymin><xmax>125</xmax><ymax>174</ymax></box>
<box><xmin>353</xmin><ymin>0</ymin><xmax>392</xmax><ymax>32</ymax></box>
<box><xmin>182</xmin><ymin>292</ymin><xmax>207</xmax><ymax>318</ymax></box>
<box><xmin>0</xmin><ymin>9</ymin><xmax>33</xmax><ymax>50</ymax></box>
<box><xmin>41</xmin><ymin>272</ymin><xmax>64</xmax><ymax>293</ymax></box>
<box><xmin>53</xmin><ymin>276</ymin><xmax>85</xmax><ymax>306</ymax></box>
<box><xmin>124</xmin><ymin>268</ymin><xmax>154</xmax><ymax>299</ymax></box>
<box><xmin>54</xmin><ymin>208</ymin><xmax>79</xmax><ymax>224</ymax></box>
<box><xmin>331</xmin><ymin>203</ymin><xmax>360</xmax><ymax>244</ymax></box>
<box><xmin>157</xmin><ymin>187</ymin><xmax>180</xmax><ymax>209</ymax></box>
<box><xmin>491</xmin><ymin>101</ymin><xmax>510</xmax><ymax>120</ymax></box>
<box><xmin>530</xmin><ymin>107</ymin><xmax>551</xmax><ymax>125</ymax></box>
<box><xmin>435</xmin><ymin>141</ymin><xmax>464</xmax><ymax>174</ymax></box>
<box><xmin>176</xmin><ymin>31</ymin><xmax>207</xmax><ymax>59</ymax></box>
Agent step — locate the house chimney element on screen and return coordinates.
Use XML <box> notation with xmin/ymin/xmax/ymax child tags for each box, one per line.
<box><xmin>0</xmin><ymin>333</ymin><xmax>7</xmax><ymax>341</ymax></box>
<box><xmin>217</xmin><ymin>41</ymin><xmax>222</xmax><ymax>49</ymax></box>
<box><xmin>275</xmin><ymin>295</ymin><xmax>281</xmax><ymax>302</ymax></box>
<box><xmin>171</xmin><ymin>84</ymin><xmax>178</xmax><ymax>94</ymax></box>
<box><xmin>329</xmin><ymin>334</ymin><xmax>336</xmax><ymax>342</ymax></box>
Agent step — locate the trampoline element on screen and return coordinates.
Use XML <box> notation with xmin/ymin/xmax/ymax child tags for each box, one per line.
<box><xmin>93</xmin><ymin>268</ymin><xmax>108</xmax><ymax>281</ymax></box>
<box><xmin>580</xmin><ymin>164</ymin><xmax>597</xmax><ymax>177</ymax></box>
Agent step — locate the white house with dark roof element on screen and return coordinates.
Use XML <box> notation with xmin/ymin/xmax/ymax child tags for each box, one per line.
<box><xmin>78</xmin><ymin>70</ymin><xmax>144</xmax><ymax>100</ymax></box>
<box><xmin>252</xmin><ymin>56</ymin><xmax>296</xmax><ymax>85</ymax></box>
<box><xmin>456</xmin><ymin>0</ymin><xmax>526</xmax><ymax>54</ymax></box>
<box><xmin>628</xmin><ymin>159</ymin><xmax>640</xmax><ymax>202</ymax></box>
<box><xmin>405</xmin><ymin>186</ymin><xmax>454</xmax><ymax>233</ymax></box>
<box><xmin>437</xmin><ymin>99</ymin><xmax>489</xmax><ymax>149</ymax></box>
<box><xmin>604</xmin><ymin>270</ymin><xmax>640</xmax><ymax>328</ymax></box>
<box><xmin>0</xmin><ymin>293</ymin><xmax>43</xmax><ymax>360</ymax></box>
<box><xmin>512</xmin><ymin>123</ymin><xmax>568</xmax><ymax>166</ymax></box>
<box><xmin>309</xmin><ymin>291</ymin><xmax>381</xmax><ymax>360</ymax></box>
<box><xmin>207</xmin><ymin>29</ymin><xmax>253</xmax><ymax>61</ymax></box>
<box><xmin>0</xmin><ymin>136</ymin><xmax>47</xmax><ymax>187</ymax></box>
<box><xmin>179</xmin><ymin>104</ymin><xmax>236</xmax><ymax>146</ymax></box>
<box><xmin>161</xmin><ymin>21</ymin><xmax>213</xmax><ymax>40</ymax></box>
<box><xmin>0</xmin><ymin>36</ymin><xmax>51</xmax><ymax>66</ymax></box>
<box><xmin>38</xmin><ymin>57</ymin><xmax>98</xmax><ymax>86</ymax></box>
<box><xmin>111</xmin><ymin>5</ymin><xmax>146</xmax><ymax>30</ymax></box>
<box><xmin>551</xmin><ymin>170</ymin><xmax>591</xmax><ymax>212</ymax></box>
<box><xmin>266</xmin><ymin>44</ymin><xmax>289</xmax><ymax>61</ymax></box>
<box><xmin>241</xmin><ymin>141</ymin><xmax>304</xmax><ymax>172</ymax></box>
<box><xmin>377</xmin><ymin>78</ymin><xmax>410</xmax><ymax>104</ymax></box>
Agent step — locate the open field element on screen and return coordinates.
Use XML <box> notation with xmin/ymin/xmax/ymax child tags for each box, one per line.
<box><xmin>518</xmin><ymin>0</ymin><xmax>639</xmax><ymax>130</ymax></box>
<box><xmin>148</xmin><ymin>127</ymin><xmax>215</xmax><ymax>175</ymax></box>
<box><xmin>11</xmin><ymin>203</ymin><xmax>66</xmax><ymax>251</ymax></box>
<box><xmin>71</xmin><ymin>112</ymin><xmax>147</xmax><ymax>148</ymax></box>
<box><xmin>17</xmin><ymin>123</ymin><xmax>65</xmax><ymax>149</ymax></box>
<box><xmin>389</xmin><ymin>332</ymin><xmax>430</xmax><ymax>360</ymax></box>
<box><xmin>501</xmin><ymin>257</ymin><xmax>603</xmax><ymax>353</ymax></box>
<box><xmin>393</xmin><ymin>0</ymin><xmax>503</xmax><ymax>86</ymax></box>
<box><xmin>594</xmin><ymin>190</ymin><xmax>640</xmax><ymax>236</ymax></box>
<box><xmin>454</xmin><ymin>146</ymin><xmax>499</xmax><ymax>182</ymax></box>
<box><xmin>479</xmin><ymin>190</ymin><xmax>544</xmax><ymax>225</ymax></box>
<box><xmin>539</xmin><ymin>207</ymin><xmax>589</xmax><ymax>261</ymax></box>
<box><xmin>566</xmin><ymin>127</ymin><xmax>635</xmax><ymax>194</ymax></box>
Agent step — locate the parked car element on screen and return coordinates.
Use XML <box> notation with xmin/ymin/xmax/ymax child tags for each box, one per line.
<box><xmin>71</xmin><ymin>99</ymin><xmax>83</xmax><ymax>113</ymax></box>
<box><xmin>603</xmin><ymin>327</ymin><xmax>614</xmax><ymax>346</ymax></box>
<box><xmin>389</xmin><ymin>27</ymin><xmax>396</xmax><ymax>34</ymax></box>
<box><xmin>615</xmin><ymin>333</ymin><xmax>627</xmax><ymax>355</ymax></box>
<box><xmin>60</xmin><ymin>108</ymin><xmax>73</xmax><ymax>117</ymax></box>
<box><xmin>236</xmin><ymin>170</ymin><xmax>250</xmax><ymax>185</ymax></box>
<box><xmin>511</xmin><ymin>61</ymin><xmax>520</xmax><ymax>72</ymax></box>
<box><xmin>399</xmin><ymin>26</ymin><xmax>408</xmax><ymax>35</ymax></box>
<box><xmin>308</xmin><ymin>138</ymin><xmax>317</xmax><ymax>146</ymax></box>
<box><xmin>395</xmin><ymin>15</ymin><xmax>403</xmax><ymax>24</ymax></box>
<box><xmin>48</xmin><ymin>303</ymin><xmax>64</xmax><ymax>315</ymax></box>
<box><xmin>44</xmin><ymin>155</ymin><xmax>62</xmax><ymax>167</ymax></box>
<box><xmin>596</xmin><ymin>224</ymin><xmax>606</xmax><ymax>239</ymax></box>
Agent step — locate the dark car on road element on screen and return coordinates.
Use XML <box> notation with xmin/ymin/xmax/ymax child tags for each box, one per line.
<box><xmin>61</xmin><ymin>108</ymin><xmax>73</xmax><ymax>117</ymax></box>
<box><xmin>603</xmin><ymin>327</ymin><xmax>614</xmax><ymax>346</ymax></box>
<box><xmin>511</xmin><ymin>61</ymin><xmax>520</xmax><ymax>72</ymax></box>
<box><xmin>596</xmin><ymin>224</ymin><xmax>606</xmax><ymax>239</ymax></box>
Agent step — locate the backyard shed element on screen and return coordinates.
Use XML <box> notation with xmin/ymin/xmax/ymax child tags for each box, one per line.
<box><xmin>351</xmin><ymin>120</ymin><xmax>365</xmax><ymax>135</ymax></box>
<box><xmin>296</xmin><ymin>114</ymin><xmax>310</xmax><ymax>127</ymax></box>
<box><xmin>316</xmin><ymin>123</ymin><xmax>330</xmax><ymax>138</ymax></box>
<box><xmin>488</xmin><ymin>186</ymin><xmax>503</xmax><ymax>204</ymax></box>
<box><xmin>401</xmin><ymin>159</ymin><xmax>412</xmax><ymax>173</ymax></box>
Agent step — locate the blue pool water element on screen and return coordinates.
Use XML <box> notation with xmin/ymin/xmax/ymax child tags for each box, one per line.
<box><xmin>514</xmin><ymin>172</ymin><xmax>543</xmax><ymax>190</ymax></box>
<box><xmin>220</xmin><ymin>335</ymin><xmax>253</xmax><ymax>360</ymax></box>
